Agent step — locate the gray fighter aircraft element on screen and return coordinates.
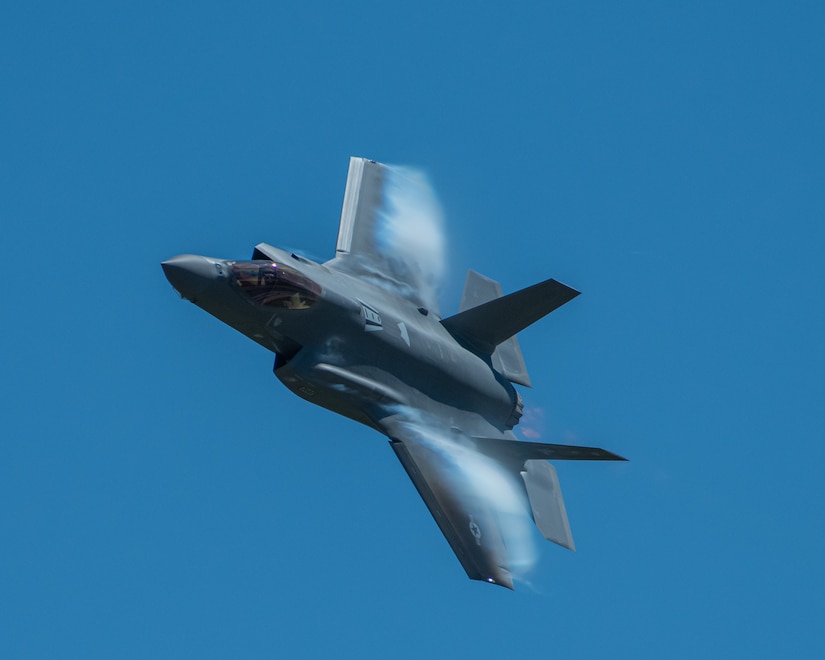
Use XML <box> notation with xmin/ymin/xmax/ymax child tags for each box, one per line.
<box><xmin>162</xmin><ymin>157</ymin><xmax>625</xmax><ymax>589</ymax></box>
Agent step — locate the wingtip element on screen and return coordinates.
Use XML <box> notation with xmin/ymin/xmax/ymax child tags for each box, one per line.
<box><xmin>548</xmin><ymin>278</ymin><xmax>581</xmax><ymax>299</ymax></box>
<box><xmin>475</xmin><ymin>575</ymin><xmax>515</xmax><ymax>590</ymax></box>
<box><xmin>589</xmin><ymin>447</ymin><xmax>629</xmax><ymax>461</ymax></box>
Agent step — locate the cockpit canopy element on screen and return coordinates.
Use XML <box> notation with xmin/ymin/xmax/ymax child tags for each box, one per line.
<box><xmin>230</xmin><ymin>261</ymin><xmax>321</xmax><ymax>309</ymax></box>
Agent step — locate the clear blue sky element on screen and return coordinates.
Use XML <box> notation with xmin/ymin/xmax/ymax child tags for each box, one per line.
<box><xmin>2</xmin><ymin>2</ymin><xmax>824</xmax><ymax>658</ymax></box>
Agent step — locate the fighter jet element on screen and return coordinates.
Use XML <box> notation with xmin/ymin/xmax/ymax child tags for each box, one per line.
<box><xmin>162</xmin><ymin>157</ymin><xmax>625</xmax><ymax>589</ymax></box>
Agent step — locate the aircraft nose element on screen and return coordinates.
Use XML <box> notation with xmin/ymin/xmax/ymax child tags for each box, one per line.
<box><xmin>161</xmin><ymin>254</ymin><xmax>220</xmax><ymax>301</ymax></box>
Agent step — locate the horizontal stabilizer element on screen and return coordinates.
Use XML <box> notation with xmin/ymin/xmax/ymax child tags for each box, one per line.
<box><xmin>441</xmin><ymin>278</ymin><xmax>580</xmax><ymax>355</ymax></box>
<box><xmin>521</xmin><ymin>460</ymin><xmax>575</xmax><ymax>551</ymax></box>
<box><xmin>470</xmin><ymin>436</ymin><xmax>627</xmax><ymax>470</ymax></box>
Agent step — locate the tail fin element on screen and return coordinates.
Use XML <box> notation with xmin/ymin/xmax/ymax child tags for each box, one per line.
<box><xmin>521</xmin><ymin>460</ymin><xmax>575</xmax><ymax>550</ymax></box>
<box><xmin>456</xmin><ymin>270</ymin><xmax>532</xmax><ymax>386</ymax></box>
<box><xmin>442</xmin><ymin>272</ymin><xmax>580</xmax><ymax>383</ymax></box>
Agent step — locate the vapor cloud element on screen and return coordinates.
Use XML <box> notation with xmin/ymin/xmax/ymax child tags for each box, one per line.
<box><xmin>391</xmin><ymin>409</ymin><xmax>538</xmax><ymax>579</ymax></box>
<box><xmin>375</xmin><ymin>165</ymin><xmax>446</xmax><ymax>313</ymax></box>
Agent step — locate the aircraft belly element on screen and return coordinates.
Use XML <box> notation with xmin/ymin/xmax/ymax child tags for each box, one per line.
<box><xmin>305</xmin><ymin>271</ymin><xmax>517</xmax><ymax>429</ymax></box>
<box><xmin>347</xmin><ymin>334</ymin><xmax>515</xmax><ymax>431</ymax></box>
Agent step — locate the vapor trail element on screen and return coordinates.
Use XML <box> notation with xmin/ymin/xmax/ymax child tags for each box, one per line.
<box><xmin>393</xmin><ymin>411</ymin><xmax>538</xmax><ymax>579</ymax></box>
<box><xmin>375</xmin><ymin>165</ymin><xmax>446</xmax><ymax>313</ymax></box>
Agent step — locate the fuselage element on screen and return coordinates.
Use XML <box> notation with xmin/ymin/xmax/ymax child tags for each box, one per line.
<box><xmin>161</xmin><ymin>246</ymin><xmax>522</xmax><ymax>438</ymax></box>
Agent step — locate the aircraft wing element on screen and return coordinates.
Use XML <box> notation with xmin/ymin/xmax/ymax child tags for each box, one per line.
<box><xmin>325</xmin><ymin>157</ymin><xmax>445</xmax><ymax>313</ymax></box>
<box><xmin>389</xmin><ymin>436</ymin><xmax>516</xmax><ymax>589</ymax></box>
<box><xmin>382</xmin><ymin>415</ymin><xmax>627</xmax><ymax>588</ymax></box>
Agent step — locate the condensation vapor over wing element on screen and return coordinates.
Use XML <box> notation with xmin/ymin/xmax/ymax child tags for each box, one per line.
<box><xmin>376</xmin><ymin>165</ymin><xmax>446</xmax><ymax>313</ymax></box>
<box><xmin>391</xmin><ymin>409</ymin><xmax>538</xmax><ymax>581</ymax></box>
<box><xmin>329</xmin><ymin>157</ymin><xmax>447</xmax><ymax>313</ymax></box>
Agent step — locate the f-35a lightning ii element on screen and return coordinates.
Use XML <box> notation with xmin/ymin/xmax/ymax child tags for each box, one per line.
<box><xmin>162</xmin><ymin>157</ymin><xmax>625</xmax><ymax>589</ymax></box>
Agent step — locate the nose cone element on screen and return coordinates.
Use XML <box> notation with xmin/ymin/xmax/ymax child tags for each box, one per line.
<box><xmin>161</xmin><ymin>254</ymin><xmax>220</xmax><ymax>301</ymax></box>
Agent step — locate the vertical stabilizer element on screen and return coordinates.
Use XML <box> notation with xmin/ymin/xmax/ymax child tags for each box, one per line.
<box><xmin>520</xmin><ymin>460</ymin><xmax>575</xmax><ymax>551</ymax></box>
<box><xmin>458</xmin><ymin>270</ymin><xmax>532</xmax><ymax>387</ymax></box>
